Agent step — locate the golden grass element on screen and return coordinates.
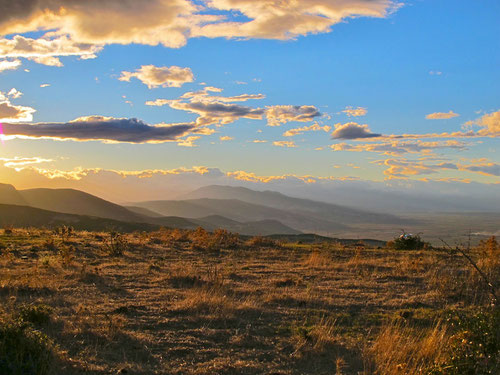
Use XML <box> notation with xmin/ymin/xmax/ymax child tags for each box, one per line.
<box><xmin>0</xmin><ymin>229</ymin><xmax>497</xmax><ymax>374</ymax></box>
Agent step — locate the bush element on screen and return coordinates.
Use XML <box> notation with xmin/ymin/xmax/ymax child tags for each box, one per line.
<box><xmin>0</xmin><ymin>320</ymin><xmax>55</xmax><ymax>375</ymax></box>
<box><xmin>17</xmin><ymin>304</ymin><xmax>53</xmax><ymax>326</ymax></box>
<box><xmin>428</xmin><ymin>309</ymin><xmax>500</xmax><ymax>375</ymax></box>
<box><xmin>102</xmin><ymin>231</ymin><xmax>129</xmax><ymax>256</ymax></box>
<box><xmin>189</xmin><ymin>227</ymin><xmax>240</xmax><ymax>251</ymax></box>
<box><xmin>245</xmin><ymin>236</ymin><xmax>280</xmax><ymax>248</ymax></box>
<box><xmin>389</xmin><ymin>232</ymin><xmax>427</xmax><ymax>250</ymax></box>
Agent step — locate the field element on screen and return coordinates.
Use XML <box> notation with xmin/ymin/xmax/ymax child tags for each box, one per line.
<box><xmin>0</xmin><ymin>227</ymin><xmax>498</xmax><ymax>374</ymax></box>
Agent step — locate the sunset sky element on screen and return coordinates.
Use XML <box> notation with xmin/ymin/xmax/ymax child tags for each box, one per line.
<box><xmin>0</xmin><ymin>0</ymin><xmax>499</xmax><ymax>202</ymax></box>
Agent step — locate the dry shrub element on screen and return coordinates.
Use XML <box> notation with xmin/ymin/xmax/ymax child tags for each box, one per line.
<box><xmin>365</xmin><ymin>320</ymin><xmax>449</xmax><ymax>375</ymax></box>
<box><xmin>245</xmin><ymin>236</ymin><xmax>279</xmax><ymax>248</ymax></box>
<box><xmin>3</xmin><ymin>225</ymin><xmax>14</xmax><ymax>236</ymax></box>
<box><xmin>189</xmin><ymin>227</ymin><xmax>239</xmax><ymax>251</ymax></box>
<box><xmin>101</xmin><ymin>232</ymin><xmax>130</xmax><ymax>256</ymax></box>
<box><xmin>303</xmin><ymin>251</ymin><xmax>333</xmax><ymax>268</ymax></box>
<box><xmin>291</xmin><ymin>316</ymin><xmax>339</xmax><ymax>357</ymax></box>
<box><xmin>428</xmin><ymin>237</ymin><xmax>500</xmax><ymax>304</ymax></box>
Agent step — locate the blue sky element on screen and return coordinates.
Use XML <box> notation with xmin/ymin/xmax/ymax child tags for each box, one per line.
<box><xmin>0</xmin><ymin>0</ymin><xmax>498</xmax><ymax>199</ymax></box>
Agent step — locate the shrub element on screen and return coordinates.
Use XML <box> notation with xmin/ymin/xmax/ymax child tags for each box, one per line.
<box><xmin>389</xmin><ymin>232</ymin><xmax>427</xmax><ymax>250</ymax></box>
<box><xmin>245</xmin><ymin>236</ymin><xmax>280</xmax><ymax>248</ymax></box>
<box><xmin>0</xmin><ymin>319</ymin><xmax>55</xmax><ymax>375</ymax></box>
<box><xmin>102</xmin><ymin>231</ymin><xmax>129</xmax><ymax>256</ymax></box>
<box><xmin>428</xmin><ymin>309</ymin><xmax>500</xmax><ymax>375</ymax></box>
<box><xmin>42</xmin><ymin>238</ymin><xmax>57</xmax><ymax>251</ymax></box>
<box><xmin>189</xmin><ymin>227</ymin><xmax>240</xmax><ymax>251</ymax></box>
<box><xmin>3</xmin><ymin>225</ymin><xmax>14</xmax><ymax>236</ymax></box>
<box><xmin>53</xmin><ymin>225</ymin><xmax>73</xmax><ymax>243</ymax></box>
<box><xmin>17</xmin><ymin>304</ymin><xmax>53</xmax><ymax>326</ymax></box>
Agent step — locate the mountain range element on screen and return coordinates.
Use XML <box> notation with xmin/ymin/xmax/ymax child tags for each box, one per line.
<box><xmin>0</xmin><ymin>183</ymin><xmax>404</xmax><ymax>236</ymax></box>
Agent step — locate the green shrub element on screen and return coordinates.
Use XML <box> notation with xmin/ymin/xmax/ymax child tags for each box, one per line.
<box><xmin>0</xmin><ymin>320</ymin><xmax>55</xmax><ymax>375</ymax></box>
<box><xmin>428</xmin><ymin>309</ymin><xmax>500</xmax><ymax>375</ymax></box>
<box><xmin>17</xmin><ymin>304</ymin><xmax>53</xmax><ymax>326</ymax></box>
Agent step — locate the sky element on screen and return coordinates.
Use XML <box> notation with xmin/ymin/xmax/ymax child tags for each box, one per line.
<box><xmin>0</xmin><ymin>0</ymin><xmax>499</xmax><ymax>203</ymax></box>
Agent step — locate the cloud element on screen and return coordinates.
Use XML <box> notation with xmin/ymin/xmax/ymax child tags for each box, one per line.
<box><xmin>468</xmin><ymin>110</ymin><xmax>500</xmax><ymax>137</ymax></box>
<box><xmin>374</xmin><ymin>158</ymin><xmax>459</xmax><ymax>178</ymax></box>
<box><xmin>273</xmin><ymin>140</ymin><xmax>296</xmax><ymax>148</ymax></box>
<box><xmin>194</xmin><ymin>0</ymin><xmax>398</xmax><ymax>40</ymax></box>
<box><xmin>252</xmin><ymin>139</ymin><xmax>267</xmax><ymax>143</ymax></box>
<box><xmin>0</xmin><ymin>58</ymin><xmax>21</xmax><ymax>72</ymax></box>
<box><xmin>29</xmin><ymin>55</ymin><xmax>63</xmax><ymax>67</ymax></box>
<box><xmin>426</xmin><ymin>111</ymin><xmax>459</xmax><ymax>120</ymax></box>
<box><xmin>169</xmin><ymin>100</ymin><xmax>265</xmax><ymax>127</ymax></box>
<box><xmin>0</xmin><ymin>93</ymin><xmax>36</xmax><ymax>122</ymax></box>
<box><xmin>0</xmin><ymin>156</ymin><xmax>53</xmax><ymax>170</ymax></box>
<box><xmin>219</xmin><ymin>136</ymin><xmax>233</xmax><ymax>141</ymax></box>
<box><xmin>0</xmin><ymin>1</ymin><xmax>398</xmax><ymax>49</ymax></box>
<box><xmin>331</xmin><ymin>140</ymin><xmax>467</xmax><ymax>155</ymax></box>
<box><xmin>147</xmin><ymin>87</ymin><xmax>266</xmax><ymax>127</ymax></box>
<box><xmin>0</xmin><ymin>35</ymin><xmax>101</xmax><ymax>64</ymax></box>
<box><xmin>459</xmin><ymin>159</ymin><xmax>500</xmax><ymax>177</ymax></box>
<box><xmin>0</xmin><ymin>0</ymin><xmax>199</xmax><ymax>48</ymax></box>
<box><xmin>266</xmin><ymin>105</ymin><xmax>321</xmax><ymax>126</ymax></box>
<box><xmin>343</xmin><ymin>107</ymin><xmax>367</xmax><ymax>117</ymax></box>
<box><xmin>7</xmin><ymin>88</ymin><xmax>22</xmax><ymax>98</ymax></box>
<box><xmin>40</xmin><ymin>83</ymin><xmax>50</xmax><ymax>88</ymax></box>
<box><xmin>177</xmin><ymin>135</ymin><xmax>201</xmax><ymax>147</ymax></box>
<box><xmin>2</xmin><ymin>115</ymin><xmax>194</xmax><ymax>143</ymax></box>
<box><xmin>283</xmin><ymin>123</ymin><xmax>331</xmax><ymax>137</ymax></box>
<box><xmin>119</xmin><ymin>65</ymin><xmax>194</xmax><ymax>89</ymax></box>
<box><xmin>331</xmin><ymin>122</ymin><xmax>381</xmax><ymax>139</ymax></box>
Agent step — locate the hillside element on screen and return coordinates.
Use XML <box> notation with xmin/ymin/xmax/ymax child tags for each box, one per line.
<box><xmin>19</xmin><ymin>188</ymin><xmax>146</xmax><ymax>223</ymax></box>
<box><xmin>0</xmin><ymin>204</ymin><xmax>159</xmax><ymax>232</ymax></box>
<box><xmin>0</xmin><ymin>183</ymin><xmax>27</xmax><ymax>206</ymax></box>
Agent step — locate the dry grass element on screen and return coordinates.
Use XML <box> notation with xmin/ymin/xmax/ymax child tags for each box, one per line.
<box><xmin>0</xmin><ymin>229</ymin><xmax>497</xmax><ymax>374</ymax></box>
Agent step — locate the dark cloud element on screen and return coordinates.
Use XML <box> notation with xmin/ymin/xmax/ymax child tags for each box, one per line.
<box><xmin>331</xmin><ymin>122</ymin><xmax>381</xmax><ymax>139</ymax></box>
<box><xmin>266</xmin><ymin>105</ymin><xmax>321</xmax><ymax>126</ymax></box>
<box><xmin>2</xmin><ymin>115</ymin><xmax>194</xmax><ymax>143</ymax></box>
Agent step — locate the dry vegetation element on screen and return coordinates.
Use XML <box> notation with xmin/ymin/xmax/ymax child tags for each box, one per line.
<box><xmin>0</xmin><ymin>226</ymin><xmax>498</xmax><ymax>374</ymax></box>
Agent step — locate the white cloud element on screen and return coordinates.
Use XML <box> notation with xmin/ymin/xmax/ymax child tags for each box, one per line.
<box><xmin>0</xmin><ymin>59</ymin><xmax>21</xmax><ymax>72</ymax></box>
<box><xmin>119</xmin><ymin>65</ymin><xmax>194</xmax><ymax>89</ymax></box>
<box><xmin>342</xmin><ymin>107</ymin><xmax>367</xmax><ymax>117</ymax></box>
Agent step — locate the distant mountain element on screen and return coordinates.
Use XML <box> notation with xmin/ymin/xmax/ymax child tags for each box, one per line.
<box><xmin>0</xmin><ymin>184</ymin><xmax>301</xmax><ymax>236</ymax></box>
<box><xmin>19</xmin><ymin>188</ymin><xmax>147</xmax><ymax>222</ymax></box>
<box><xmin>0</xmin><ymin>183</ymin><xmax>27</xmax><ymax>206</ymax></box>
<box><xmin>125</xmin><ymin>206</ymin><xmax>164</xmax><ymax>218</ymax></box>
<box><xmin>181</xmin><ymin>185</ymin><xmax>408</xmax><ymax>226</ymax></box>
<box><xmin>134</xmin><ymin>198</ymin><xmax>348</xmax><ymax>234</ymax></box>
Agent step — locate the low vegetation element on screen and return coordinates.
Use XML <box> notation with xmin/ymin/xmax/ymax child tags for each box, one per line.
<box><xmin>0</xmin><ymin>226</ymin><xmax>498</xmax><ymax>374</ymax></box>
